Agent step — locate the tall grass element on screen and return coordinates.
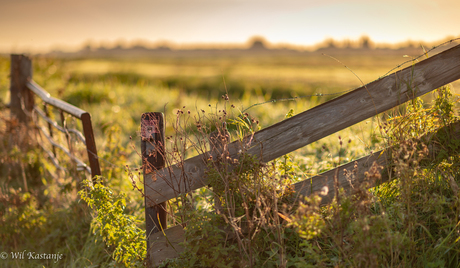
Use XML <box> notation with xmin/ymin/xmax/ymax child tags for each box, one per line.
<box><xmin>143</xmin><ymin>83</ymin><xmax>460</xmax><ymax>267</ymax></box>
<box><xmin>1</xmin><ymin>52</ymin><xmax>460</xmax><ymax>267</ymax></box>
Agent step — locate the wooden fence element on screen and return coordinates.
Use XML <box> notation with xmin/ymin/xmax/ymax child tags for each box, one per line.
<box><xmin>143</xmin><ymin>44</ymin><xmax>460</xmax><ymax>266</ymax></box>
<box><xmin>9</xmin><ymin>54</ymin><xmax>101</xmax><ymax>178</ymax></box>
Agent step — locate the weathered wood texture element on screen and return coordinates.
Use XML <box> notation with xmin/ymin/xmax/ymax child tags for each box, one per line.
<box><xmin>10</xmin><ymin>54</ymin><xmax>33</xmax><ymax>123</ymax></box>
<box><xmin>148</xmin><ymin>225</ymin><xmax>185</xmax><ymax>267</ymax></box>
<box><xmin>81</xmin><ymin>113</ymin><xmax>101</xmax><ymax>178</ymax></box>
<box><xmin>296</xmin><ymin>120</ymin><xmax>460</xmax><ymax>205</ymax></box>
<box><xmin>146</xmin><ymin>44</ymin><xmax>460</xmax><ymax>206</ymax></box>
<box><xmin>27</xmin><ymin>81</ymin><xmax>87</xmax><ymax>118</ymax></box>
<box><xmin>149</xmin><ymin>120</ymin><xmax>460</xmax><ymax>266</ymax></box>
<box><xmin>141</xmin><ymin>113</ymin><xmax>168</xmax><ymax>268</ymax></box>
<box><xmin>294</xmin><ymin>149</ymin><xmax>389</xmax><ymax>205</ymax></box>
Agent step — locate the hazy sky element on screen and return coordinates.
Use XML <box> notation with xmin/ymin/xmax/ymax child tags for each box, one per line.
<box><xmin>1</xmin><ymin>0</ymin><xmax>459</xmax><ymax>52</ymax></box>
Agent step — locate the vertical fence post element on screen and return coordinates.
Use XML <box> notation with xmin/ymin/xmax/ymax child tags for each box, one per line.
<box><xmin>81</xmin><ymin>113</ymin><xmax>101</xmax><ymax>178</ymax></box>
<box><xmin>10</xmin><ymin>54</ymin><xmax>33</xmax><ymax>124</ymax></box>
<box><xmin>141</xmin><ymin>112</ymin><xmax>166</xmax><ymax>264</ymax></box>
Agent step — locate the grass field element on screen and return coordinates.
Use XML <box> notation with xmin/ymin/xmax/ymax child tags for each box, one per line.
<box><xmin>1</xmin><ymin>45</ymin><xmax>460</xmax><ymax>267</ymax></box>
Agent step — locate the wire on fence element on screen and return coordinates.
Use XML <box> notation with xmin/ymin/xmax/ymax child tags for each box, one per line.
<box><xmin>17</xmin><ymin>91</ymin><xmax>92</xmax><ymax>175</ymax></box>
<box><xmin>242</xmin><ymin>37</ymin><xmax>460</xmax><ymax>113</ymax></box>
<box><xmin>9</xmin><ymin>39</ymin><xmax>460</xmax><ymax>180</ymax></box>
<box><xmin>34</xmin><ymin>106</ymin><xmax>87</xmax><ymax>144</ymax></box>
<box><xmin>37</xmin><ymin>125</ymin><xmax>91</xmax><ymax>174</ymax></box>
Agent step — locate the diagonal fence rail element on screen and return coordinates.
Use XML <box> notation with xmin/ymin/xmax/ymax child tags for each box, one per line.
<box><xmin>143</xmin><ymin>44</ymin><xmax>460</xmax><ymax>266</ymax></box>
<box><xmin>145</xmin><ymin>44</ymin><xmax>460</xmax><ymax>205</ymax></box>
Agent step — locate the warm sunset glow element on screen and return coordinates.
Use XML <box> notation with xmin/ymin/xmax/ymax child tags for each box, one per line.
<box><xmin>1</xmin><ymin>0</ymin><xmax>459</xmax><ymax>53</ymax></box>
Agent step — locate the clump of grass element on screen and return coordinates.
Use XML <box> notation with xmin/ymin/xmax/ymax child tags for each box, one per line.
<box><xmin>288</xmin><ymin>84</ymin><xmax>460</xmax><ymax>267</ymax></box>
<box><xmin>149</xmin><ymin>99</ymin><xmax>302</xmax><ymax>267</ymax></box>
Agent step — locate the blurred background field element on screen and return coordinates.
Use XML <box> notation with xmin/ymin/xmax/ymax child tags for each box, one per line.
<box><xmin>1</xmin><ymin>44</ymin><xmax>460</xmax><ymax>172</ymax></box>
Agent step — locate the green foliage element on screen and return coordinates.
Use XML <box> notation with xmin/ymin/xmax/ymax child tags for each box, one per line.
<box><xmin>79</xmin><ymin>178</ymin><xmax>146</xmax><ymax>267</ymax></box>
<box><xmin>63</xmin><ymin>84</ymin><xmax>114</xmax><ymax>106</ymax></box>
<box><xmin>0</xmin><ymin>80</ymin><xmax>141</xmax><ymax>266</ymax></box>
<box><xmin>164</xmin><ymin>84</ymin><xmax>460</xmax><ymax>267</ymax></box>
<box><xmin>3</xmin><ymin>52</ymin><xmax>460</xmax><ymax>267</ymax></box>
<box><xmin>100</xmin><ymin>125</ymin><xmax>131</xmax><ymax>183</ymax></box>
<box><xmin>0</xmin><ymin>108</ymin><xmax>111</xmax><ymax>267</ymax></box>
<box><xmin>288</xmin><ymin>195</ymin><xmax>324</xmax><ymax>240</ymax></box>
<box><xmin>163</xmin><ymin>210</ymin><xmax>240</xmax><ymax>268</ymax></box>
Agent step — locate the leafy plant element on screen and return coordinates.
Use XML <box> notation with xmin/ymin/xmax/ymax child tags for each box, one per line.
<box><xmin>79</xmin><ymin>178</ymin><xmax>146</xmax><ymax>267</ymax></box>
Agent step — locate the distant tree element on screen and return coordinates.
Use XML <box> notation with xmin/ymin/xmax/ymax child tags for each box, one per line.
<box><xmin>325</xmin><ymin>38</ymin><xmax>336</xmax><ymax>48</ymax></box>
<box><xmin>343</xmin><ymin>39</ymin><xmax>352</xmax><ymax>49</ymax></box>
<box><xmin>359</xmin><ymin>36</ymin><xmax>372</xmax><ymax>49</ymax></box>
<box><xmin>248</xmin><ymin>37</ymin><xmax>268</xmax><ymax>50</ymax></box>
<box><xmin>82</xmin><ymin>44</ymin><xmax>91</xmax><ymax>52</ymax></box>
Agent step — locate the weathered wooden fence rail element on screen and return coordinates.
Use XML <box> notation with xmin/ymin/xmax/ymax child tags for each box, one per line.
<box><xmin>144</xmin><ymin>44</ymin><xmax>460</xmax><ymax>266</ymax></box>
<box><xmin>294</xmin><ymin>121</ymin><xmax>460</xmax><ymax>205</ymax></box>
<box><xmin>9</xmin><ymin>54</ymin><xmax>101</xmax><ymax>178</ymax></box>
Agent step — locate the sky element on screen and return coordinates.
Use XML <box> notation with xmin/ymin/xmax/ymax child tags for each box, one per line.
<box><xmin>1</xmin><ymin>0</ymin><xmax>460</xmax><ymax>53</ymax></box>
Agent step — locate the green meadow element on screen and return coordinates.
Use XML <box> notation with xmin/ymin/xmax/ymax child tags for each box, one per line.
<box><xmin>1</xmin><ymin>46</ymin><xmax>460</xmax><ymax>267</ymax></box>
<box><xmin>13</xmin><ymin>51</ymin><xmax>412</xmax><ymax>172</ymax></box>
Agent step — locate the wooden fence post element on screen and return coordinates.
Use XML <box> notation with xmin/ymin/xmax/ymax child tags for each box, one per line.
<box><xmin>141</xmin><ymin>112</ymin><xmax>166</xmax><ymax>266</ymax></box>
<box><xmin>10</xmin><ymin>54</ymin><xmax>34</xmax><ymax>123</ymax></box>
<box><xmin>81</xmin><ymin>113</ymin><xmax>102</xmax><ymax>178</ymax></box>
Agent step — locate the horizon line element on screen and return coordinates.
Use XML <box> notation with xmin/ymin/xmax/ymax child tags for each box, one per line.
<box><xmin>3</xmin><ymin>35</ymin><xmax>459</xmax><ymax>55</ymax></box>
